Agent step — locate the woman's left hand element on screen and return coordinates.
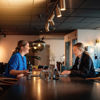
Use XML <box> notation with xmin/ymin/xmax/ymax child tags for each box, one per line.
<box><xmin>17</xmin><ymin>74</ymin><xmax>24</xmax><ymax>78</ymax></box>
<box><xmin>61</xmin><ymin>70</ymin><xmax>71</xmax><ymax>75</ymax></box>
<box><xmin>23</xmin><ymin>70</ymin><xmax>29</xmax><ymax>75</ymax></box>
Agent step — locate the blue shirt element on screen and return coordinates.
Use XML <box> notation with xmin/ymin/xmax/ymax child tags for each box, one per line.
<box><xmin>5</xmin><ymin>52</ymin><xmax>27</xmax><ymax>78</ymax></box>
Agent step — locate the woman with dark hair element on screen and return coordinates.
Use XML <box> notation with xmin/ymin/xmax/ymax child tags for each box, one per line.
<box><xmin>5</xmin><ymin>40</ymin><xmax>30</xmax><ymax>78</ymax></box>
<box><xmin>61</xmin><ymin>42</ymin><xmax>96</xmax><ymax>78</ymax></box>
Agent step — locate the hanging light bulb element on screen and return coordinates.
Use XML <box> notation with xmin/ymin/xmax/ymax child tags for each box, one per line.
<box><xmin>60</xmin><ymin>0</ymin><xmax>66</xmax><ymax>11</ymax></box>
<box><xmin>33</xmin><ymin>46</ymin><xmax>37</xmax><ymax>50</ymax></box>
<box><xmin>56</xmin><ymin>5</ymin><xmax>62</xmax><ymax>17</ymax></box>
<box><xmin>38</xmin><ymin>43</ymin><xmax>41</xmax><ymax>47</ymax></box>
<box><xmin>32</xmin><ymin>38</ymin><xmax>46</xmax><ymax>52</ymax></box>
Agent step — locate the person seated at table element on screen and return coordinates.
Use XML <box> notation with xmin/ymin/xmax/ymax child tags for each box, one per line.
<box><xmin>5</xmin><ymin>40</ymin><xmax>30</xmax><ymax>78</ymax></box>
<box><xmin>61</xmin><ymin>42</ymin><xmax>96</xmax><ymax>78</ymax></box>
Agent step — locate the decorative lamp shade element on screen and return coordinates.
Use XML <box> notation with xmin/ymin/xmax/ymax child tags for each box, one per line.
<box><xmin>31</xmin><ymin>39</ymin><xmax>46</xmax><ymax>52</ymax></box>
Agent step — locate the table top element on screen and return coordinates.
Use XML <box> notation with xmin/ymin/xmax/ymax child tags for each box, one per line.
<box><xmin>1</xmin><ymin>72</ymin><xmax>100</xmax><ymax>100</ymax></box>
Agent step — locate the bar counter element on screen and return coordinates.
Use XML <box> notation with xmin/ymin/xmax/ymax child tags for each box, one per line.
<box><xmin>1</xmin><ymin>71</ymin><xmax>100</xmax><ymax>100</ymax></box>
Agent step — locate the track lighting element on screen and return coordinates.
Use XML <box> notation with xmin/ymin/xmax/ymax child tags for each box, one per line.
<box><xmin>49</xmin><ymin>20</ymin><xmax>55</xmax><ymax>26</ymax></box>
<box><xmin>48</xmin><ymin>12</ymin><xmax>55</xmax><ymax>26</ymax></box>
<box><xmin>45</xmin><ymin>21</ymin><xmax>50</xmax><ymax>32</ymax></box>
<box><xmin>48</xmin><ymin>12</ymin><xmax>55</xmax><ymax>22</ymax></box>
<box><xmin>45</xmin><ymin>0</ymin><xmax>65</xmax><ymax>32</ymax></box>
<box><xmin>56</xmin><ymin>4</ymin><xmax>62</xmax><ymax>17</ymax></box>
<box><xmin>60</xmin><ymin>0</ymin><xmax>66</xmax><ymax>11</ymax></box>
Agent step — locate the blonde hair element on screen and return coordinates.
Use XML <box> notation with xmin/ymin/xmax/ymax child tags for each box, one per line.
<box><xmin>73</xmin><ymin>42</ymin><xmax>84</xmax><ymax>51</ymax></box>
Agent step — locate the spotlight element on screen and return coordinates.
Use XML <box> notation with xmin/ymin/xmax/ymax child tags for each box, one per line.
<box><xmin>49</xmin><ymin>20</ymin><xmax>55</xmax><ymax>26</ymax></box>
<box><xmin>60</xmin><ymin>0</ymin><xmax>66</xmax><ymax>11</ymax></box>
<box><xmin>45</xmin><ymin>21</ymin><xmax>50</xmax><ymax>32</ymax></box>
<box><xmin>48</xmin><ymin>12</ymin><xmax>55</xmax><ymax>26</ymax></box>
<box><xmin>48</xmin><ymin>12</ymin><xmax>55</xmax><ymax>22</ymax></box>
<box><xmin>56</xmin><ymin>5</ymin><xmax>62</xmax><ymax>17</ymax></box>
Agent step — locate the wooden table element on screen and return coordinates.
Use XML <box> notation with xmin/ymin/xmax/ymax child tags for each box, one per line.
<box><xmin>1</xmin><ymin>72</ymin><xmax>100</xmax><ymax>100</ymax></box>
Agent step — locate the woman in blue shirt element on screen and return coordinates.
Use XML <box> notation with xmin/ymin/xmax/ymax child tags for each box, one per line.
<box><xmin>5</xmin><ymin>40</ymin><xmax>30</xmax><ymax>78</ymax></box>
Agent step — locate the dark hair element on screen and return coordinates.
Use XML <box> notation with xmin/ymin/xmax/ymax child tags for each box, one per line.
<box><xmin>73</xmin><ymin>42</ymin><xmax>84</xmax><ymax>51</ymax></box>
<box><xmin>12</xmin><ymin>40</ymin><xmax>28</xmax><ymax>55</ymax></box>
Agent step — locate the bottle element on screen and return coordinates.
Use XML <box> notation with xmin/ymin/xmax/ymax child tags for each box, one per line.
<box><xmin>29</xmin><ymin>64</ymin><xmax>32</xmax><ymax>72</ymax></box>
<box><xmin>48</xmin><ymin>67</ymin><xmax>52</xmax><ymax>79</ymax></box>
<box><xmin>53</xmin><ymin>68</ymin><xmax>59</xmax><ymax>80</ymax></box>
<box><xmin>27</xmin><ymin>61</ymin><xmax>32</xmax><ymax>80</ymax></box>
<box><xmin>28</xmin><ymin>61</ymin><xmax>32</xmax><ymax>72</ymax></box>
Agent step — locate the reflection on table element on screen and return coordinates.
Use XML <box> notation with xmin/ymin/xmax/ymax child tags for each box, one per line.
<box><xmin>1</xmin><ymin>71</ymin><xmax>100</xmax><ymax>100</ymax></box>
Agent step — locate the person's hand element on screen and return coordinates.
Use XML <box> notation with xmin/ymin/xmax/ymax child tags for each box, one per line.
<box><xmin>17</xmin><ymin>74</ymin><xmax>24</xmax><ymax>78</ymax></box>
<box><xmin>23</xmin><ymin>70</ymin><xmax>29</xmax><ymax>75</ymax></box>
<box><xmin>61</xmin><ymin>70</ymin><xmax>71</xmax><ymax>75</ymax></box>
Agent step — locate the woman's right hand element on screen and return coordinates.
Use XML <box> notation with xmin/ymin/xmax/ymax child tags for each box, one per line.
<box><xmin>23</xmin><ymin>70</ymin><xmax>29</xmax><ymax>75</ymax></box>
